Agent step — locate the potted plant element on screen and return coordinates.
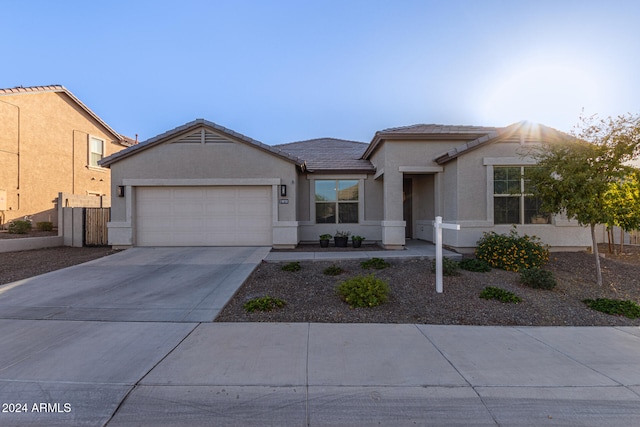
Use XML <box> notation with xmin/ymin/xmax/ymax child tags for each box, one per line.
<box><xmin>351</xmin><ymin>235</ymin><xmax>365</xmax><ymax>248</ymax></box>
<box><xmin>319</xmin><ymin>234</ymin><xmax>332</xmax><ymax>248</ymax></box>
<box><xmin>334</xmin><ymin>230</ymin><xmax>351</xmax><ymax>248</ymax></box>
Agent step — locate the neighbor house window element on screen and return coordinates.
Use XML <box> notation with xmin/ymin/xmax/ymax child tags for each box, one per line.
<box><xmin>315</xmin><ymin>179</ymin><xmax>359</xmax><ymax>223</ymax></box>
<box><xmin>89</xmin><ymin>136</ymin><xmax>104</xmax><ymax>167</ymax></box>
<box><xmin>493</xmin><ymin>166</ymin><xmax>549</xmax><ymax>225</ymax></box>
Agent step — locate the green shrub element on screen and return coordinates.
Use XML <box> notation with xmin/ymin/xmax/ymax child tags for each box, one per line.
<box><xmin>475</xmin><ymin>227</ymin><xmax>549</xmax><ymax>272</ymax></box>
<box><xmin>281</xmin><ymin>261</ymin><xmax>301</xmax><ymax>272</ymax></box>
<box><xmin>36</xmin><ymin>221</ymin><xmax>53</xmax><ymax>231</ymax></box>
<box><xmin>243</xmin><ymin>296</ymin><xmax>286</xmax><ymax>312</ymax></box>
<box><xmin>430</xmin><ymin>257</ymin><xmax>460</xmax><ymax>276</ymax></box>
<box><xmin>361</xmin><ymin>257</ymin><xmax>390</xmax><ymax>270</ymax></box>
<box><xmin>336</xmin><ymin>274</ymin><xmax>390</xmax><ymax>308</ymax></box>
<box><xmin>8</xmin><ymin>220</ymin><xmax>32</xmax><ymax>234</ymax></box>
<box><xmin>479</xmin><ymin>286</ymin><xmax>522</xmax><ymax>303</ymax></box>
<box><xmin>459</xmin><ymin>258</ymin><xmax>492</xmax><ymax>272</ymax></box>
<box><xmin>583</xmin><ymin>298</ymin><xmax>640</xmax><ymax>319</ymax></box>
<box><xmin>323</xmin><ymin>264</ymin><xmax>344</xmax><ymax>276</ymax></box>
<box><xmin>520</xmin><ymin>268</ymin><xmax>557</xmax><ymax>290</ymax></box>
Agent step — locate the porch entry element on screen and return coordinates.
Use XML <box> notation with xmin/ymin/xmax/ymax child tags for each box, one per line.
<box><xmin>403</xmin><ymin>178</ymin><xmax>412</xmax><ymax>238</ymax></box>
<box><xmin>402</xmin><ymin>174</ymin><xmax>437</xmax><ymax>241</ymax></box>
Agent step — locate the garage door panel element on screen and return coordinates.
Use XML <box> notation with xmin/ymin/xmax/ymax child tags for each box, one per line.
<box><xmin>136</xmin><ymin>186</ymin><xmax>272</xmax><ymax>246</ymax></box>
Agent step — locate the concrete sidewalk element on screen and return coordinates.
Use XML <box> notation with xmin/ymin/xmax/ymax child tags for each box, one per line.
<box><xmin>1</xmin><ymin>322</ymin><xmax>639</xmax><ymax>426</ymax></box>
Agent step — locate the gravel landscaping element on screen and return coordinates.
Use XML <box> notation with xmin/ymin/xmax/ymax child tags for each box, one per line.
<box><xmin>216</xmin><ymin>244</ymin><xmax>640</xmax><ymax>326</ymax></box>
<box><xmin>1</xmin><ymin>242</ymin><xmax>639</xmax><ymax>326</ymax></box>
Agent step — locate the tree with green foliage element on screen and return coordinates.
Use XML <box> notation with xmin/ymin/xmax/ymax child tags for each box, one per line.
<box><xmin>603</xmin><ymin>171</ymin><xmax>640</xmax><ymax>252</ymax></box>
<box><xmin>525</xmin><ymin>113</ymin><xmax>640</xmax><ymax>285</ymax></box>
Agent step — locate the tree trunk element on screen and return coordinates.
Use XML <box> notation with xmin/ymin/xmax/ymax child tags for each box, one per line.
<box><xmin>591</xmin><ymin>223</ymin><xmax>603</xmax><ymax>286</ymax></box>
<box><xmin>620</xmin><ymin>228</ymin><xmax>625</xmax><ymax>254</ymax></box>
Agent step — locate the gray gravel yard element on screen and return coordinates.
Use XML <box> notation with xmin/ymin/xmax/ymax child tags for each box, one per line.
<box><xmin>216</xmin><ymin>245</ymin><xmax>640</xmax><ymax>326</ymax></box>
<box><xmin>1</xmin><ymin>243</ymin><xmax>639</xmax><ymax>326</ymax></box>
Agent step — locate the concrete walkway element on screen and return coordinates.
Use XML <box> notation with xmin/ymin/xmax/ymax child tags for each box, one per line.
<box><xmin>265</xmin><ymin>239</ymin><xmax>462</xmax><ymax>262</ymax></box>
<box><xmin>1</xmin><ymin>244</ymin><xmax>639</xmax><ymax>426</ymax></box>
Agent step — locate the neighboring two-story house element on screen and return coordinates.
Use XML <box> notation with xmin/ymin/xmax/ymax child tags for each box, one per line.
<box><xmin>0</xmin><ymin>85</ymin><xmax>132</xmax><ymax>228</ymax></box>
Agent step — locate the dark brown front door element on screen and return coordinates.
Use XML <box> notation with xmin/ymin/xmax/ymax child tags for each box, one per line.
<box><xmin>403</xmin><ymin>178</ymin><xmax>412</xmax><ymax>238</ymax></box>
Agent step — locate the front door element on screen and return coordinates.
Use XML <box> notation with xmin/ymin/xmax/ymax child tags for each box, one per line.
<box><xmin>403</xmin><ymin>178</ymin><xmax>412</xmax><ymax>238</ymax></box>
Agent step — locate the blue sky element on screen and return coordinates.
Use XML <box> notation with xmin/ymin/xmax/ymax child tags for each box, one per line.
<box><xmin>2</xmin><ymin>0</ymin><xmax>639</xmax><ymax>145</ymax></box>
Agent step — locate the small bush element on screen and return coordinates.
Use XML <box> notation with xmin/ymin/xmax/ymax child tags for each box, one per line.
<box><xmin>520</xmin><ymin>268</ymin><xmax>557</xmax><ymax>290</ymax></box>
<box><xmin>8</xmin><ymin>220</ymin><xmax>32</xmax><ymax>234</ymax></box>
<box><xmin>431</xmin><ymin>257</ymin><xmax>460</xmax><ymax>276</ymax></box>
<box><xmin>36</xmin><ymin>221</ymin><xmax>53</xmax><ymax>231</ymax></box>
<box><xmin>243</xmin><ymin>296</ymin><xmax>286</xmax><ymax>312</ymax></box>
<box><xmin>361</xmin><ymin>257</ymin><xmax>390</xmax><ymax>270</ymax></box>
<box><xmin>583</xmin><ymin>298</ymin><xmax>640</xmax><ymax>319</ymax></box>
<box><xmin>480</xmin><ymin>286</ymin><xmax>522</xmax><ymax>304</ymax></box>
<box><xmin>337</xmin><ymin>274</ymin><xmax>390</xmax><ymax>308</ymax></box>
<box><xmin>323</xmin><ymin>264</ymin><xmax>344</xmax><ymax>276</ymax></box>
<box><xmin>475</xmin><ymin>227</ymin><xmax>549</xmax><ymax>272</ymax></box>
<box><xmin>459</xmin><ymin>258</ymin><xmax>492</xmax><ymax>272</ymax></box>
<box><xmin>281</xmin><ymin>261</ymin><xmax>301</xmax><ymax>272</ymax></box>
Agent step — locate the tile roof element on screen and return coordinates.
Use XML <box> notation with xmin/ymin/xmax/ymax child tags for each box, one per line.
<box><xmin>100</xmin><ymin>119</ymin><xmax>305</xmax><ymax>167</ymax></box>
<box><xmin>379</xmin><ymin>123</ymin><xmax>498</xmax><ymax>134</ymax></box>
<box><xmin>275</xmin><ymin>138</ymin><xmax>375</xmax><ymax>173</ymax></box>
<box><xmin>0</xmin><ymin>85</ymin><xmax>129</xmax><ymax>145</ymax></box>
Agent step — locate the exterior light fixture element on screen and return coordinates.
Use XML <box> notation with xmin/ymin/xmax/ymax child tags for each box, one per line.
<box><xmin>117</xmin><ymin>186</ymin><xmax>125</xmax><ymax>197</ymax></box>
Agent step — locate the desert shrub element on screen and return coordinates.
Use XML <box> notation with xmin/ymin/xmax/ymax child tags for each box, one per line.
<box><xmin>430</xmin><ymin>257</ymin><xmax>460</xmax><ymax>276</ymax></box>
<box><xmin>459</xmin><ymin>258</ymin><xmax>492</xmax><ymax>272</ymax></box>
<box><xmin>243</xmin><ymin>296</ymin><xmax>286</xmax><ymax>312</ymax></box>
<box><xmin>520</xmin><ymin>268</ymin><xmax>557</xmax><ymax>290</ymax></box>
<box><xmin>475</xmin><ymin>227</ymin><xmax>549</xmax><ymax>272</ymax></box>
<box><xmin>360</xmin><ymin>257</ymin><xmax>390</xmax><ymax>270</ymax></box>
<box><xmin>583</xmin><ymin>298</ymin><xmax>640</xmax><ymax>319</ymax></box>
<box><xmin>479</xmin><ymin>286</ymin><xmax>522</xmax><ymax>303</ymax></box>
<box><xmin>323</xmin><ymin>264</ymin><xmax>344</xmax><ymax>276</ymax></box>
<box><xmin>281</xmin><ymin>261</ymin><xmax>301</xmax><ymax>272</ymax></box>
<box><xmin>336</xmin><ymin>274</ymin><xmax>390</xmax><ymax>308</ymax></box>
<box><xmin>36</xmin><ymin>221</ymin><xmax>53</xmax><ymax>231</ymax></box>
<box><xmin>8</xmin><ymin>220</ymin><xmax>32</xmax><ymax>234</ymax></box>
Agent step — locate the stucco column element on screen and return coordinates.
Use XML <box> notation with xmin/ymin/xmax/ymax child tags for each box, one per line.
<box><xmin>381</xmin><ymin>169</ymin><xmax>405</xmax><ymax>249</ymax></box>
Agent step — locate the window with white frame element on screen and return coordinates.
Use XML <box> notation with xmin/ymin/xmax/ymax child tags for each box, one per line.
<box><xmin>493</xmin><ymin>166</ymin><xmax>550</xmax><ymax>225</ymax></box>
<box><xmin>89</xmin><ymin>136</ymin><xmax>104</xmax><ymax>167</ymax></box>
<box><xmin>315</xmin><ymin>179</ymin><xmax>359</xmax><ymax>223</ymax></box>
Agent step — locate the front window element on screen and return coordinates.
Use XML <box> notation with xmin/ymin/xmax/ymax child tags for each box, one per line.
<box><xmin>493</xmin><ymin>166</ymin><xmax>549</xmax><ymax>224</ymax></box>
<box><xmin>89</xmin><ymin>136</ymin><xmax>104</xmax><ymax>167</ymax></box>
<box><xmin>315</xmin><ymin>179</ymin><xmax>359</xmax><ymax>223</ymax></box>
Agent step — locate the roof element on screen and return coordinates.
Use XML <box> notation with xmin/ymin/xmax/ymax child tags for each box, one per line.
<box><xmin>363</xmin><ymin>123</ymin><xmax>499</xmax><ymax>158</ymax></box>
<box><xmin>434</xmin><ymin>121</ymin><xmax>574</xmax><ymax>164</ymax></box>
<box><xmin>0</xmin><ymin>85</ymin><xmax>130</xmax><ymax>146</ymax></box>
<box><xmin>275</xmin><ymin>138</ymin><xmax>375</xmax><ymax>173</ymax></box>
<box><xmin>99</xmin><ymin>118</ymin><xmax>306</xmax><ymax>168</ymax></box>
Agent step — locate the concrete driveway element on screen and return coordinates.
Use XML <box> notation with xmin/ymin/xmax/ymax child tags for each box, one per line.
<box><xmin>0</xmin><ymin>246</ymin><xmax>270</xmax><ymax>322</ymax></box>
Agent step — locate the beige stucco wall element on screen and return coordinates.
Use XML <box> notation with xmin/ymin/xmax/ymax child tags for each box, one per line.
<box><xmin>0</xmin><ymin>91</ymin><xmax>125</xmax><ymax>228</ymax></box>
<box><xmin>107</xmin><ymin>128</ymin><xmax>300</xmax><ymax>247</ymax></box>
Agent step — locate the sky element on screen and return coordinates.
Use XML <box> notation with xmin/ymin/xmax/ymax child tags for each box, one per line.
<box><xmin>2</xmin><ymin>0</ymin><xmax>639</xmax><ymax>145</ymax></box>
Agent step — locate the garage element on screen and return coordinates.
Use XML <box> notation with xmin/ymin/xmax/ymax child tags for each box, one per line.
<box><xmin>135</xmin><ymin>186</ymin><xmax>272</xmax><ymax>246</ymax></box>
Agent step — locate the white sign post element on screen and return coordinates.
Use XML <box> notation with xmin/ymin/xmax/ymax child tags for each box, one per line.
<box><xmin>434</xmin><ymin>216</ymin><xmax>460</xmax><ymax>293</ymax></box>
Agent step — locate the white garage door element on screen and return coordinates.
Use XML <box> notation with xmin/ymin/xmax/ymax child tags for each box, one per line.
<box><xmin>136</xmin><ymin>186</ymin><xmax>272</xmax><ymax>246</ymax></box>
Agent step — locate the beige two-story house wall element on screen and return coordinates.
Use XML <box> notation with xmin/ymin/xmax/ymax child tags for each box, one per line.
<box><xmin>0</xmin><ymin>85</ymin><xmax>131</xmax><ymax>228</ymax></box>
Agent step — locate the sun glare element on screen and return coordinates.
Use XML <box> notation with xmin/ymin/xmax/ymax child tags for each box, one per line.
<box><xmin>482</xmin><ymin>62</ymin><xmax>602</xmax><ymax>131</ymax></box>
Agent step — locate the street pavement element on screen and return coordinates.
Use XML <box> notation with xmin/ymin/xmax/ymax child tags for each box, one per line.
<box><xmin>0</xmin><ymin>246</ymin><xmax>638</xmax><ymax>426</ymax></box>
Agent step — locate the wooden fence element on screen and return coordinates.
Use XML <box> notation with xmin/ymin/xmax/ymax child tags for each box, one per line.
<box><xmin>84</xmin><ymin>208</ymin><xmax>110</xmax><ymax>246</ymax></box>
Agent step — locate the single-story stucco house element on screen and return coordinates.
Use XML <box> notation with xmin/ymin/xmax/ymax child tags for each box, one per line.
<box><xmin>99</xmin><ymin>119</ymin><xmax>593</xmax><ymax>252</ymax></box>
